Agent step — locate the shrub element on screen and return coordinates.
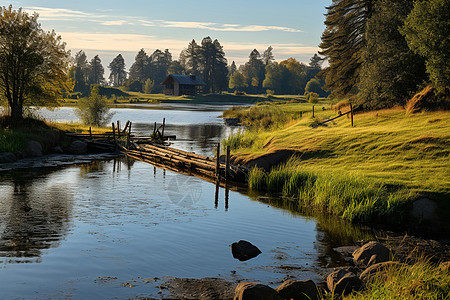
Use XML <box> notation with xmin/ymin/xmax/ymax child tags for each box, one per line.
<box><xmin>307</xmin><ymin>92</ymin><xmax>319</xmax><ymax>103</ymax></box>
<box><xmin>75</xmin><ymin>86</ymin><xmax>114</xmax><ymax>126</ymax></box>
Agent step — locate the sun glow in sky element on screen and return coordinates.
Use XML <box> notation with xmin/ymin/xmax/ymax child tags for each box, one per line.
<box><xmin>8</xmin><ymin>0</ymin><xmax>329</xmax><ymax>71</ymax></box>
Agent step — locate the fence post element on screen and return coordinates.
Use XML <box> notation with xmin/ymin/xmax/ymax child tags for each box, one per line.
<box><xmin>89</xmin><ymin>126</ymin><xmax>92</xmax><ymax>138</ymax></box>
<box><xmin>350</xmin><ymin>104</ymin><xmax>354</xmax><ymax>127</ymax></box>
<box><xmin>117</xmin><ymin>120</ymin><xmax>121</xmax><ymax>137</ymax></box>
<box><xmin>312</xmin><ymin>105</ymin><xmax>315</xmax><ymax>118</ymax></box>
<box><xmin>162</xmin><ymin>118</ymin><xmax>166</xmax><ymax>138</ymax></box>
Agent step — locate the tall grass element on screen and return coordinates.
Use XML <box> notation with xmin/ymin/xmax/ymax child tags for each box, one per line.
<box><xmin>344</xmin><ymin>258</ymin><xmax>450</xmax><ymax>300</ymax></box>
<box><xmin>248</xmin><ymin>157</ymin><xmax>414</xmax><ymax>224</ymax></box>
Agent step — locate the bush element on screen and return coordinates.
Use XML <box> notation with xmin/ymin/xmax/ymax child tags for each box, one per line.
<box><xmin>307</xmin><ymin>92</ymin><xmax>319</xmax><ymax>103</ymax></box>
<box><xmin>144</xmin><ymin>79</ymin><xmax>155</xmax><ymax>94</ymax></box>
<box><xmin>75</xmin><ymin>86</ymin><xmax>114</xmax><ymax>126</ymax></box>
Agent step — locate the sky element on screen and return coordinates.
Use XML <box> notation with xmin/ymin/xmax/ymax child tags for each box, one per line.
<box><xmin>8</xmin><ymin>0</ymin><xmax>330</xmax><ymax>74</ymax></box>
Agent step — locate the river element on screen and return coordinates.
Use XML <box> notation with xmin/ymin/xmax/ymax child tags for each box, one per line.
<box><xmin>0</xmin><ymin>104</ymin><xmax>375</xmax><ymax>299</ymax></box>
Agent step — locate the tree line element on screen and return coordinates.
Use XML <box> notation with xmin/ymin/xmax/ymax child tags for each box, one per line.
<box><xmin>319</xmin><ymin>0</ymin><xmax>449</xmax><ymax>109</ymax></box>
<box><xmin>70</xmin><ymin>39</ymin><xmax>328</xmax><ymax>97</ymax></box>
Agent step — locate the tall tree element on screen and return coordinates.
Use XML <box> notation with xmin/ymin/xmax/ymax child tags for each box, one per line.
<box><xmin>129</xmin><ymin>49</ymin><xmax>149</xmax><ymax>82</ymax></box>
<box><xmin>401</xmin><ymin>0</ymin><xmax>450</xmax><ymax>95</ymax></box>
<box><xmin>262</xmin><ymin>46</ymin><xmax>275</xmax><ymax>66</ymax></box>
<box><xmin>229</xmin><ymin>71</ymin><xmax>247</xmax><ymax>91</ymax></box>
<box><xmin>168</xmin><ymin>60</ymin><xmax>185</xmax><ymax>75</ymax></box>
<box><xmin>70</xmin><ymin>50</ymin><xmax>90</xmax><ymax>95</ymax></box>
<box><xmin>319</xmin><ymin>0</ymin><xmax>374</xmax><ymax>99</ymax></box>
<box><xmin>148</xmin><ymin>49</ymin><xmax>172</xmax><ymax>92</ymax></box>
<box><xmin>242</xmin><ymin>49</ymin><xmax>266</xmax><ymax>93</ymax></box>
<box><xmin>108</xmin><ymin>54</ymin><xmax>127</xmax><ymax>87</ymax></box>
<box><xmin>211</xmin><ymin>39</ymin><xmax>228</xmax><ymax>92</ymax></box>
<box><xmin>359</xmin><ymin>0</ymin><xmax>426</xmax><ymax>108</ymax></box>
<box><xmin>181</xmin><ymin>39</ymin><xmax>202</xmax><ymax>77</ymax></box>
<box><xmin>88</xmin><ymin>55</ymin><xmax>105</xmax><ymax>85</ymax></box>
<box><xmin>229</xmin><ymin>61</ymin><xmax>237</xmax><ymax>76</ymax></box>
<box><xmin>0</xmin><ymin>5</ymin><xmax>71</xmax><ymax>122</ymax></box>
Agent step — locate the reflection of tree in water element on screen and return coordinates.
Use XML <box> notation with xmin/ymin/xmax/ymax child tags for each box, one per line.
<box><xmin>0</xmin><ymin>169</ymin><xmax>73</xmax><ymax>263</ymax></box>
<box><xmin>247</xmin><ymin>194</ymin><xmax>377</xmax><ymax>268</ymax></box>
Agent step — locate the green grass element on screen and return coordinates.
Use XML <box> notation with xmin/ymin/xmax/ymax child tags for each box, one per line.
<box><xmin>223</xmin><ymin>104</ymin><xmax>450</xmax><ymax>225</ymax></box>
<box><xmin>342</xmin><ymin>259</ymin><xmax>450</xmax><ymax>300</ymax></box>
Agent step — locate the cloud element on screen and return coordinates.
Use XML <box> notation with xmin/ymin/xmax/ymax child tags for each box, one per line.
<box><xmin>100</xmin><ymin>20</ymin><xmax>130</xmax><ymax>26</ymax></box>
<box><xmin>25</xmin><ymin>6</ymin><xmax>101</xmax><ymax>21</ymax></box>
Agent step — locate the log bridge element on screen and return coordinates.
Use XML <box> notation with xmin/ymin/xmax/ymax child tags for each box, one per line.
<box><xmin>125</xmin><ymin>142</ymin><xmax>248</xmax><ymax>186</ymax></box>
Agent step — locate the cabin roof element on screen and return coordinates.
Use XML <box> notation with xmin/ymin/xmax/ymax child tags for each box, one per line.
<box><xmin>161</xmin><ymin>74</ymin><xmax>206</xmax><ymax>86</ymax></box>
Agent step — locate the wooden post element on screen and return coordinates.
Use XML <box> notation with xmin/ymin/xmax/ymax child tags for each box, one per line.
<box><xmin>300</xmin><ymin>111</ymin><xmax>303</xmax><ymax>118</ymax></box>
<box><xmin>89</xmin><ymin>127</ymin><xmax>92</xmax><ymax>138</ymax></box>
<box><xmin>350</xmin><ymin>104</ymin><xmax>354</xmax><ymax>127</ymax></box>
<box><xmin>127</xmin><ymin>122</ymin><xmax>131</xmax><ymax>149</ymax></box>
<box><xmin>112</xmin><ymin>122</ymin><xmax>116</xmax><ymax>142</ymax></box>
<box><xmin>215</xmin><ymin>143</ymin><xmax>220</xmax><ymax>182</ymax></box>
<box><xmin>215</xmin><ymin>181</ymin><xmax>219</xmax><ymax>209</ymax></box>
<box><xmin>225</xmin><ymin>146</ymin><xmax>230</xmax><ymax>181</ymax></box>
<box><xmin>312</xmin><ymin>105</ymin><xmax>315</xmax><ymax>118</ymax></box>
<box><xmin>153</xmin><ymin>122</ymin><xmax>157</xmax><ymax>137</ymax></box>
<box><xmin>117</xmin><ymin>120</ymin><xmax>121</xmax><ymax>137</ymax></box>
<box><xmin>161</xmin><ymin>118</ymin><xmax>166</xmax><ymax>138</ymax></box>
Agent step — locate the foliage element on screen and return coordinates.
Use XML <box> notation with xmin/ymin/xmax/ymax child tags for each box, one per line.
<box><xmin>263</xmin><ymin>59</ymin><xmax>307</xmax><ymax>95</ymax></box>
<box><xmin>144</xmin><ymin>79</ymin><xmax>155</xmax><ymax>94</ymax></box>
<box><xmin>124</xmin><ymin>80</ymin><xmax>143</xmax><ymax>92</ymax></box>
<box><xmin>401</xmin><ymin>0</ymin><xmax>450</xmax><ymax>95</ymax></box>
<box><xmin>128</xmin><ymin>49</ymin><xmax>149</xmax><ymax>82</ymax></box>
<box><xmin>97</xmin><ymin>86</ymin><xmax>129</xmax><ymax>98</ymax></box>
<box><xmin>70</xmin><ymin>50</ymin><xmax>90</xmax><ymax>96</ymax></box>
<box><xmin>307</xmin><ymin>92</ymin><xmax>319</xmax><ymax>103</ymax></box>
<box><xmin>180</xmin><ymin>39</ymin><xmax>202</xmax><ymax>77</ymax></box>
<box><xmin>168</xmin><ymin>60</ymin><xmax>185</xmax><ymax>75</ymax></box>
<box><xmin>0</xmin><ymin>5</ymin><xmax>71</xmax><ymax>122</ymax></box>
<box><xmin>262</xmin><ymin>46</ymin><xmax>275</xmax><ymax>66</ymax></box>
<box><xmin>200</xmin><ymin>37</ymin><xmax>228</xmax><ymax>93</ymax></box>
<box><xmin>346</xmin><ymin>258</ymin><xmax>450</xmax><ymax>300</ymax></box>
<box><xmin>229</xmin><ymin>71</ymin><xmax>247</xmax><ymax>91</ymax></box>
<box><xmin>358</xmin><ymin>0</ymin><xmax>426</xmax><ymax>109</ymax></box>
<box><xmin>305</xmin><ymin>78</ymin><xmax>327</xmax><ymax>97</ymax></box>
<box><xmin>319</xmin><ymin>0</ymin><xmax>373</xmax><ymax>99</ymax></box>
<box><xmin>108</xmin><ymin>54</ymin><xmax>127</xmax><ymax>87</ymax></box>
<box><xmin>88</xmin><ymin>55</ymin><xmax>105</xmax><ymax>85</ymax></box>
<box><xmin>75</xmin><ymin>86</ymin><xmax>114</xmax><ymax>126</ymax></box>
<box><xmin>241</xmin><ymin>49</ymin><xmax>266</xmax><ymax>93</ymax></box>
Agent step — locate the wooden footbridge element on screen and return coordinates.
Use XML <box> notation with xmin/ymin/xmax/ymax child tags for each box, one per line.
<box><xmin>67</xmin><ymin>119</ymin><xmax>248</xmax><ymax>186</ymax></box>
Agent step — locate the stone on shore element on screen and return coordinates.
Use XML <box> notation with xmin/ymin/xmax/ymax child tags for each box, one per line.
<box><xmin>359</xmin><ymin>261</ymin><xmax>401</xmax><ymax>283</ymax></box>
<box><xmin>26</xmin><ymin>140</ymin><xmax>42</xmax><ymax>157</ymax></box>
<box><xmin>276</xmin><ymin>279</ymin><xmax>319</xmax><ymax>300</ymax></box>
<box><xmin>327</xmin><ymin>269</ymin><xmax>362</xmax><ymax>296</ymax></box>
<box><xmin>234</xmin><ymin>282</ymin><xmax>281</xmax><ymax>300</ymax></box>
<box><xmin>230</xmin><ymin>240</ymin><xmax>262</xmax><ymax>261</ymax></box>
<box><xmin>353</xmin><ymin>241</ymin><xmax>391</xmax><ymax>267</ymax></box>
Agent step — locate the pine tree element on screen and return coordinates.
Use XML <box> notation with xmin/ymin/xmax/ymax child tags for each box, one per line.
<box><xmin>129</xmin><ymin>49</ymin><xmax>149</xmax><ymax>82</ymax></box>
<box><xmin>242</xmin><ymin>49</ymin><xmax>265</xmax><ymax>93</ymax></box>
<box><xmin>181</xmin><ymin>39</ymin><xmax>202</xmax><ymax>77</ymax></box>
<box><xmin>319</xmin><ymin>0</ymin><xmax>375</xmax><ymax>98</ymax></box>
<box><xmin>71</xmin><ymin>50</ymin><xmax>90</xmax><ymax>95</ymax></box>
<box><xmin>229</xmin><ymin>61</ymin><xmax>237</xmax><ymax>76</ymax></box>
<box><xmin>108</xmin><ymin>54</ymin><xmax>127</xmax><ymax>87</ymax></box>
<box><xmin>262</xmin><ymin>46</ymin><xmax>275</xmax><ymax>66</ymax></box>
<box><xmin>148</xmin><ymin>49</ymin><xmax>172</xmax><ymax>92</ymax></box>
<box><xmin>88</xmin><ymin>55</ymin><xmax>105</xmax><ymax>85</ymax></box>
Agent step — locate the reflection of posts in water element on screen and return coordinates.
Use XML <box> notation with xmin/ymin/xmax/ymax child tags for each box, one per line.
<box><xmin>215</xmin><ymin>181</ymin><xmax>219</xmax><ymax>209</ymax></box>
<box><xmin>225</xmin><ymin>146</ymin><xmax>230</xmax><ymax>182</ymax></box>
<box><xmin>154</xmin><ymin>166</ymin><xmax>156</xmax><ymax>178</ymax></box>
<box><xmin>225</xmin><ymin>184</ymin><xmax>229</xmax><ymax>211</ymax></box>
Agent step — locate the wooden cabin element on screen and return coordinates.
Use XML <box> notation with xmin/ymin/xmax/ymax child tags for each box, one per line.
<box><xmin>161</xmin><ymin>75</ymin><xmax>206</xmax><ymax>96</ymax></box>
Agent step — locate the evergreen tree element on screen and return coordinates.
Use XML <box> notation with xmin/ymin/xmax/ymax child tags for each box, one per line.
<box><xmin>181</xmin><ymin>39</ymin><xmax>202</xmax><ymax>76</ymax></box>
<box><xmin>359</xmin><ymin>0</ymin><xmax>426</xmax><ymax>108</ymax></box>
<box><xmin>242</xmin><ymin>49</ymin><xmax>265</xmax><ymax>93</ymax></box>
<box><xmin>148</xmin><ymin>49</ymin><xmax>172</xmax><ymax>92</ymax></box>
<box><xmin>168</xmin><ymin>60</ymin><xmax>185</xmax><ymax>75</ymax></box>
<box><xmin>262</xmin><ymin>46</ymin><xmax>275</xmax><ymax>66</ymax></box>
<box><xmin>211</xmin><ymin>39</ymin><xmax>228</xmax><ymax>92</ymax></box>
<box><xmin>71</xmin><ymin>50</ymin><xmax>90</xmax><ymax>95</ymax></box>
<box><xmin>129</xmin><ymin>49</ymin><xmax>149</xmax><ymax>82</ymax></box>
<box><xmin>319</xmin><ymin>0</ymin><xmax>375</xmax><ymax>98</ymax></box>
<box><xmin>229</xmin><ymin>61</ymin><xmax>237</xmax><ymax>76</ymax></box>
<box><xmin>88</xmin><ymin>55</ymin><xmax>105</xmax><ymax>85</ymax></box>
<box><xmin>108</xmin><ymin>54</ymin><xmax>127</xmax><ymax>87</ymax></box>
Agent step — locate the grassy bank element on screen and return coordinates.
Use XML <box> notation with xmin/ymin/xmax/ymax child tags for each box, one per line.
<box><xmin>223</xmin><ymin>104</ymin><xmax>450</xmax><ymax>226</ymax></box>
<box><xmin>342</xmin><ymin>259</ymin><xmax>450</xmax><ymax>300</ymax></box>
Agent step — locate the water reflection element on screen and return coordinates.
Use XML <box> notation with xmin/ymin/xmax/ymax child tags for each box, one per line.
<box><xmin>0</xmin><ymin>169</ymin><xmax>73</xmax><ymax>264</ymax></box>
<box><xmin>247</xmin><ymin>194</ymin><xmax>376</xmax><ymax>268</ymax></box>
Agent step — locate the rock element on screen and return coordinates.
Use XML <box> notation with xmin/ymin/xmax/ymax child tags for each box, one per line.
<box><xmin>410</xmin><ymin>198</ymin><xmax>439</xmax><ymax>222</ymax></box>
<box><xmin>353</xmin><ymin>241</ymin><xmax>390</xmax><ymax>267</ymax></box>
<box><xmin>333</xmin><ymin>246</ymin><xmax>359</xmax><ymax>256</ymax></box>
<box><xmin>275</xmin><ymin>279</ymin><xmax>319</xmax><ymax>300</ymax></box>
<box><xmin>26</xmin><ymin>140</ymin><xmax>42</xmax><ymax>157</ymax></box>
<box><xmin>327</xmin><ymin>269</ymin><xmax>362</xmax><ymax>296</ymax></box>
<box><xmin>68</xmin><ymin>140</ymin><xmax>88</xmax><ymax>155</ymax></box>
<box><xmin>230</xmin><ymin>240</ymin><xmax>262</xmax><ymax>261</ymax></box>
<box><xmin>234</xmin><ymin>282</ymin><xmax>281</xmax><ymax>300</ymax></box>
<box><xmin>360</xmin><ymin>261</ymin><xmax>401</xmax><ymax>283</ymax></box>
<box><xmin>0</xmin><ymin>152</ymin><xmax>17</xmax><ymax>163</ymax></box>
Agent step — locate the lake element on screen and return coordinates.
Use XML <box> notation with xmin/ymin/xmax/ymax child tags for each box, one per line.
<box><xmin>0</xmin><ymin>104</ymin><xmax>375</xmax><ymax>299</ymax></box>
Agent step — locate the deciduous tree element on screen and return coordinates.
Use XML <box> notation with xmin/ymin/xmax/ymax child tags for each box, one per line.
<box><xmin>0</xmin><ymin>5</ymin><xmax>71</xmax><ymax>122</ymax></box>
